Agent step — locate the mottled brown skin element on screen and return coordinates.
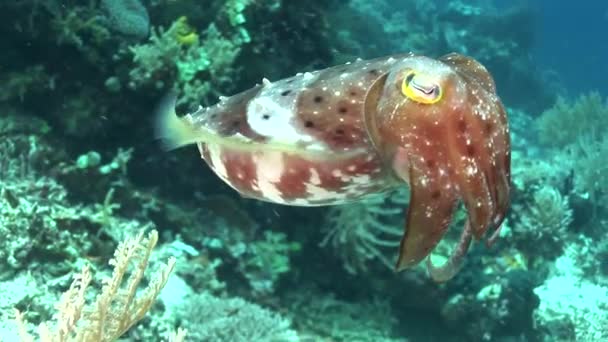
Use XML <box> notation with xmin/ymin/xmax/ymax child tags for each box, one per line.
<box><xmin>294</xmin><ymin>57</ymin><xmax>404</xmax><ymax>151</ymax></box>
<box><xmin>193</xmin><ymin>55</ymin><xmax>411</xmax><ymax>205</ymax></box>
<box><xmin>366</xmin><ymin>53</ymin><xmax>510</xmax><ymax>280</ymax></box>
<box><xmin>177</xmin><ymin>53</ymin><xmax>510</xmax><ymax>281</ymax></box>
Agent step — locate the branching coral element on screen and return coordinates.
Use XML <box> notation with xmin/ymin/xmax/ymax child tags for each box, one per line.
<box><xmin>535</xmin><ymin>92</ymin><xmax>608</xmax><ymax>222</ymax></box>
<box><xmin>570</xmin><ymin>134</ymin><xmax>608</xmax><ymax>213</ymax></box>
<box><xmin>513</xmin><ymin>185</ymin><xmax>573</xmax><ymax>259</ymax></box>
<box><xmin>128</xmin><ymin>0</ymin><xmax>266</xmax><ymax>108</ymax></box>
<box><xmin>129</xmin><ymin>16</ymin><xmax>244</xmax><ymax>107</ymax></box>
<box><xmin>13</xmin><ymin>230</ymin><xmax>180</xmax><ymax>342</ymax></box>
<box><xmin>48</xmin><ymin>2</ymin><xmax>111</xmax><ymax>50</ymax></box>
<box><xmin>0</xmin><ymin>65</ymin><xmax>56</xmax><ymax>102</ymax></box>
<box><xmin>127</xmin><ymin>20</ymin><xmax>185</xmax><ymax>89</ymax></box>
<box><xmin>537</xmin><ymin>92</ymin><xmax>608</xmax><ymax>147</ymax></box>
<box><xmin>0</xmin><ymin>126</ymin><xmax>94</xmax><ymax>275</ymax></box>
<box><xmin>238</xmin><ymin>231</ymin><xmax>301</xmax><ymax>296</ymax></box>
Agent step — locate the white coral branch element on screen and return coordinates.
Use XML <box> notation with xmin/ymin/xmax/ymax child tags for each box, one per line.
<box><xmin>13</xmin><ymin>230</ymin><xmax>181</xmax><ymax>342</ymax></box>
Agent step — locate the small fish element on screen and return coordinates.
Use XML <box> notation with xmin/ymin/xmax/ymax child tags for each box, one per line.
<box><xmin>155</xmin><ymin>53</ymin><xmax>511</xmax><ymax>281</ymax></box>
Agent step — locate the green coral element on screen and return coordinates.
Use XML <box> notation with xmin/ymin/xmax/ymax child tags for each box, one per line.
<box><xmin>0</xmin><ymin>121</ymin><xmax>91</xmax><ymax>277</ymax></box>
<box><xmin>50</xmin><ymin>4</ymin><xmax>111</xmax><ymax>49</ymax></box>
<box><xmin>210</xmin><ymin>228</ymin><xmax>300</xmax><ymax>296</ymax></box>
<box><xmin>570</xmin><ymin>134</ymin><xmax>608</xmax><ymax>212</ymax></box>
<box><xmin>128</xmin><ymin>20</ymin><xmax>185</xmax><ymax>89</ymax></box>
<box><xmin>225</xmin><ymin>0</ymin><xmax>251</xmax><ymax>27</ymax></box>
<box><xmin>240</xmin><ymin>231</ymin><xmax>301</xmax><ymax>295</ymax></box>
<box><xmin>129</xmin><ymin>9</ymin><xmax>250</xmax><ymax>108</ymax></box>
<box><xmin>537</xmin><ymin>92</ymin><xmax>608</xmax><ymax>147</ymax></box>
<box><xmin>535</xmin><ymin>92</ymin><xmax>608</xmax><ymax>217</ymax></box>
<box><xmin>179</xmin><ymin>292</ymin><xmax>299</xmax><ymax>341</ymax></box>
<box><xmin>0</xmin><ymin>65</ymin><xmax>55</xmax><ymax>103</ymax></box>
<box><xmin>223</xmin><ymin>0</ymin><xmax>253</xmax><ymax>43</ymax></box>
<box><xmin>286</xmin><ymin>289</ymin><xmax>402</xmax><ymax>341</ymax></box>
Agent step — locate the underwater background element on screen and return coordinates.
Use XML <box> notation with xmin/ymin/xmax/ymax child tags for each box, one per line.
<box><xmin>0</xmin><ymin>0</ymin><xmax>606</xmax><ymax>341</ymax></box>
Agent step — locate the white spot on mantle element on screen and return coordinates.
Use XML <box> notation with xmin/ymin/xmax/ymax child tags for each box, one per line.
<box><xmin>247</xmin><ymin>97</ymin><xmax>312</xmax><ymax>144</ymax></box>
<box><xmin>246</xmin><ymin>72</ymin><xmax>327</xmax><ymax>152</ymax></box>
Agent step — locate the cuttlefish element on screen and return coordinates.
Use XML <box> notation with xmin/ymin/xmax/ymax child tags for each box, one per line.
<box><xmin>155</xmin><ymin>53</ymin><xmax>511</xmax><ymax>281</ymax></box>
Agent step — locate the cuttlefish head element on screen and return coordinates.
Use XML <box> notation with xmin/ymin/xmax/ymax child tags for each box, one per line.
<box><xmin>364</xmin><ymin>53</ymin><xmax>511</xmax><ymax>281</ymax></box>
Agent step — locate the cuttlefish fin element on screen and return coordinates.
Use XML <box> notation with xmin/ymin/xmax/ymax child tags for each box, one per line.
<box><xmin>154</xmin><ymin>93</ymin><xmax>203</xmax><ymax>150</ymax></box>
<box><xmin>154</xmin><ymin>94</ymin><xmax>338</xmax><ymax>159</ymax></box>
<box><xmin>395</xmin><ymin>154</ymin><xmax>458</xmax><ymax>271</ymax></box>
<box><xmin>154</xmin><ymin>93</ymin><xmax>247</xmax><ymax>151</ymax></box>
<box><xmin>363</xmin><ymin>73</ymin><xmax>389</xmax><ymax>153</ymax></box>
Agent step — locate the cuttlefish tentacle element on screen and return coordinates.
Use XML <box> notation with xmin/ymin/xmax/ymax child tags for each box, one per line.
<box><xmin>485</xmin><ymin>104</ymin><xmax>511</xmax><ymax>247</ymax></box>
<box><xmin>486</xmin><ymin>158</ymin><xmax>510</xmax><ymax>247</ymax></box>
<box><xmin>426</xmin><ymin>220</ymin><xmax>473</xmax><ymax>282</ymax></box>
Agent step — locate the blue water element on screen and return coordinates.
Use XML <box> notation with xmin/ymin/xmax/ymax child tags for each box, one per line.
<box><xmin>533</xmin><ymin>1</ymin><xmax>608</xmax><ymax>94</ymax></box>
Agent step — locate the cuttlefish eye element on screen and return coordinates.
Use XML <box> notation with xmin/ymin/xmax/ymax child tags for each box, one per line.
<box><xmin>401</xmin><ymin>70</ymin><xmax>442</xmax><ymax>104</ymax></box>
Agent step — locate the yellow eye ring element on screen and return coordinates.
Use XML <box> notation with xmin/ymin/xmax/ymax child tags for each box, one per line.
<box><xmin>401</xmin><ymin>71</ymin><xmax>442</xmax><ymax>104</ymax></box>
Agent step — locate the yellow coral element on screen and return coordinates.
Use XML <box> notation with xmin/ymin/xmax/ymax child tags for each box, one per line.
<box><xmin>13</xmin><ymin>230</ymin><xmax>182</xmax><ymax>342</ymax></box>
<box><xmin>173</xmin><ymin>16</ymin><xmax>198</xmax><ymax>46</ymax></box>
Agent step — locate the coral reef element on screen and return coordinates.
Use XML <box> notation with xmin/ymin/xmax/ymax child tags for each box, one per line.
<box><xmin>533</xmin><ymin>239</ymin><xmax>608</xmax><ymax>341</ymax></box>
<box><xmin>286</xmin><ymin>289</ymin><xmax>403</xmax><ymax>341</ymax></box>
<box><xmin>320</xmin><ymin>190</ymin><xmax>405</xmax><ymax>274</ymax></box>
<box><xmin>12</xmin><ymin>230</ymin><xmax>177</xmax><ymax>342</ymax></box>
<box><xmin>511</xmin><ymin>185</ymin><xmax>573</xmax><ymax>260</ymax></box>
<box><xmin>100</xmin><ymin>0</ymin><xmax>150</xmax><ymax>39</ymax></box>
<box><xmin>537</xmin><ymin>92</ymin><xmax>608</xmax><ymax>147</ymax></box>
<box><xmin>1</xmin><ymin>0</ymin><xmax>606</xmax><ymax>340</ymax></box>
<box><xmin>177</xmin><ymin>292</ymin><xmax>299</xmax><ymax>341</ymax></box>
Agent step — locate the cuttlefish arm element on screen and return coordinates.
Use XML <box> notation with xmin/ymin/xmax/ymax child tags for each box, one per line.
<box><xmin>366</xmin><ymin>72</ymin><xmax>466</xmax><ymax>281</ymax></box>
<box><xmin>394</xmin><ymin>147</ymin><xmax>458</xmax><ymax>271</ymax></box>
<box><xmin>440</xmin><ymin>53</ymin><xmax>511</xmax><ymax>245</ymax></box>
<box><xmin>365</xmin><ymin>53</ymin><xmax>511</xmax><ymax>281</ymax></box>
